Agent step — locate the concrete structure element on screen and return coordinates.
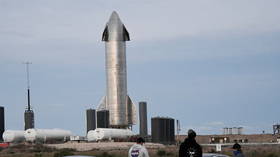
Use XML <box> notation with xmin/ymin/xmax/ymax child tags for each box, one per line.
<box><xmin>0</xmin><ymin>106</ymin><xmax>4</xmax><ymax>141</ymax></box>
<box><xmin>97</xmin><ymin>11</ymin><xmax>137</xmax><ymax>129</ymax></box>
<box><xmin>177</xmin><ymin>134</ymin><xmax>280</xmax><ymax>144</ymax></box>
<box><xmin>97</xmin><ymin>110</ymin><xmax>110</xmax><ymax>128</ymax></box>
<box><xmin>23</xmin><ymin>62</ymin><xmax>35</xmax><ymax>130</ymax></box>
<box><xmin>151</xmin><ymin>117</ymin><xmax>175</xmax><ymax>144</ymax></box>
<box><xmin>223</xmin><ymin>127</ymin><xmax>243</xmax><ymax>135</ymax></box>
<box><xmin>273</xmin><ymin>124</ymin><xmax>280</xmax><ymax>134</ymax></box>
<box><xmin>24</xmin><ymin>110</ymin><xmax>34</xmax><ymax>130</ymax></box>
<box><xmin>86</xmin><ymin>109</ymin><xmax>96</xmax><ymax>133</ymax></box>
<box><xmin>139</xmin><ymin>102</ymin><xmax>148</xmax><ymax>137</ymax></box>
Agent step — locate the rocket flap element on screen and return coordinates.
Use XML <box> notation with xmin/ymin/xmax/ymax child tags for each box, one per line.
<box><xmin>127</xmin><ymin>95</ymin><xmax>137</xmax><ymax>125</ymax></box>
<box><xmin>123</xmin><ymin>25</ymin><xmax>130</xmax><ymax>41</ymax></box>
<box><xmin>97</xmin><ymin>96</ymin><xmax>108</xmax><ymax>111</ymax></box>
<box><xmin>102</xmin><ymin>26</ymin><xmax>109</xmax><ymax>41</ymax></box>
<box><xmin>102</xmin><ymin>24</ymin><xmax>130</xmax><ymax>42</ymax></box>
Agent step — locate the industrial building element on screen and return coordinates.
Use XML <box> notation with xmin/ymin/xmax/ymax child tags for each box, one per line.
<box><xmin>223</xmin><ymin>127</ymin><xmax>243</xmax><ymax>135</ymax></box>
<box><xmin>151</xmin><ymin>117</ymin><xmax>175</xmax><ymax>144</ymax></box>
<box><xmin>273</xmin><ymin>124</ymin><xmax>280</xmax><ymax>134</ymax></box>
<box><xmin>97</xmin><ymin>110</ymin><xmax>110</xmax><ymax>128</ymax></box>
<box><xmin>0</xmin><ymin>106</ymin><xmax>4</xmax><ymax>141</ymax></box>
<box><xmin>139</xmin><ymin>102</ymin><xmax>148</xmax><ymax>137</ymax></box>
<box><xmin>177</xmin><ymin>134</ymin><xmax>280</xmax><ymax>144</ymax></box>
<box><xmin>23</xmin><ymin>62</ymin><xmax>35</xmax><ymax>130</ymax></box>
<box><xmin>86</xmin><ymin>109</ymin><xmax>96</xmax><ymax>133</ymax></box>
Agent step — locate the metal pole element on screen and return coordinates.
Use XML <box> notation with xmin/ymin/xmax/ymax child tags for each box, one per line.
<box><xmin>23</xmin><ymin>62</ymin><xmax>32</xmax><ymax>111</ymax></box>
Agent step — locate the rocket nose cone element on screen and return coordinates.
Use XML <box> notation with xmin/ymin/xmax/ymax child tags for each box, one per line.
<box><xmin>109</xmin><ymin>11</ymin><xmax>121</xmax><ymax>22</ymax></box>
<box><xmin>102</xmin><ymin>11</ymin><xmax>130</xmax><ymax>41</ymax></box>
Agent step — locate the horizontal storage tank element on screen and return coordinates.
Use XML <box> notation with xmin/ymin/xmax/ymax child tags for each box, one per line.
<box><xmin>24</xmin><ymin>128</ymin><xmax>72</xmax><ymax>143</ymax></box>
<box><xmin>87</xmin><ymin>128</ymin><xmax>134</xmax><ymax>142</ymax></box>
<box><xmin>3</xmin><ymin>130</ymin><xmax>25</xmax><ymax>143</ymax></box>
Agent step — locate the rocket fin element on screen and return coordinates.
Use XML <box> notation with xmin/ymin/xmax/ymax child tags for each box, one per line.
<box><xmin>127</xmin><ymin>95</ymin><xmax>137</xmax><ymax>125</ymax></box>
<box><xmin>123</xmin><ymin>25</ymin><xmax>130</xmax><ymax>41</ymax></box>
<box><xmin>102</xmin><ymin>25</ymin><xmax>109</xmax><ymax>41</ymax></box>
<box><xmin>97</xmin><ymin>96</ymin><xmax>108</xmax><ymax>111</ymax></box>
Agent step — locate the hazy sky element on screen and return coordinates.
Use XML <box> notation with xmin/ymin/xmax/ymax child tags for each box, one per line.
<box><xmin>0</xmin><ymin>0</ymin><xmax>279</xmax><ymax>135</ymax></box>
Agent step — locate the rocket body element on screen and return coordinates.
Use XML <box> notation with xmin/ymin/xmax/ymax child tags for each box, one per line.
<box><xmin>98</xmin><ymin>11</ymin><xmax>136</xmax><ymax>128</ymax></box>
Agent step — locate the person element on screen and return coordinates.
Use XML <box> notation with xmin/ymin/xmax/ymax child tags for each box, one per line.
<box><xmin>128</xmin><ymin>137</ymin><xmax>149</xmax><ymax>157</ymax></box>
<box><xmin>179</xmin><ymin>129</ymin><xmax>202</xmax><ymax>157</ymax></box>
<box><xmin>232</xmin><ymin>142</ymin><xmax>245</xmax><ymax>157</ymax></box>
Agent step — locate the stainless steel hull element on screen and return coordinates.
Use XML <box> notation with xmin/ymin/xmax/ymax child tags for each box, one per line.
<box><xmin>97</xmin><ymin>11</ymin><xmax>136</xmax><ymax>128</ymax></box>
<box><xmin>105</xmin><ymin>41</ymin><xmax>128</xmax><ymax>126</ymax></box>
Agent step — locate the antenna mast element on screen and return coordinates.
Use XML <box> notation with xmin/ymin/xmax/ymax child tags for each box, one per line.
<box><xmin>23</xmin><ymin>62</ymin><xmax>32</xmax><ymax>111</ymax></box>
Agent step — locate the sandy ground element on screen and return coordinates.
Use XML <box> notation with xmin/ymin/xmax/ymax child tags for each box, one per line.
<box><xmin>46</xmin><ymin>142</ymin><xmax>165</xmax><ymax>151</ymax></box>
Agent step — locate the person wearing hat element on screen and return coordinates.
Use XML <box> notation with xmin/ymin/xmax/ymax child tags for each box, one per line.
<box><xmin>128</xmin><ymin>137</ymin><xmax>149</xmax><ymax>157</ymax></box>
<box><xmin>232</xmin><ymin>142</ymin><xmax>245</xmax><ymax>157</ymax></box>
<box><xmin>179</xmin><ymin>129</ymin><xmax>202</xmax><ymax>157</ymax></box>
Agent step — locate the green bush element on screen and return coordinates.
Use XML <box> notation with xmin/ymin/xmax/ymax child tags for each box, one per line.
<box><xmin>33</xmin><ymin>144</ymin><xmax>55</xmax><ymax>153</ymax></box>
<box><xmin>53</xmin><ymin>148</ymin><xmax>74</xmax><ymax>157</ymax></box>
<box><xmin>266</xmin><ymin>153</ymin><xmax>278</xmax><ymax>157</ymax></box>
<box><xmin>97</xmin><ymin>152</ymin><xmax>115</xmax><ymax>157</ymax></box>
<box><xmin>166</xmin><ymin>152</ymin><xmax>174</xmax><ymax>156</ymax></box>
<box><xmin>157</xmin><ymin>150</ymin><xmax>167</xmax><ymax>157</ymax></box>
<box><xmin>34</xmin><ymin>153</ymin><xmax>43</xmax><ymax>157</ymax></box>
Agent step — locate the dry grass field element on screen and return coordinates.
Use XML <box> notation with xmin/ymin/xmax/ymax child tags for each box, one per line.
<box><xmin>0</xmin><ymin>143</ymin><xmax>280</xmax><ymax>157</ymax></box>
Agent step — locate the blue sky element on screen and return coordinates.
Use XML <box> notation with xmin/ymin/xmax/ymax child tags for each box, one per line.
<box><xmin>0</xmin><ymin>0</ymin><xmax>279</xmax><ymax>135</ymax></box>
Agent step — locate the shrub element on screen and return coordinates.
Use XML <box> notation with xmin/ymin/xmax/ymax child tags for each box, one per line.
<box><xmin>33</xmin><ymin>144</ymin><xmax>56</xmax><ymax>152</ymax></box>
<box><xmin>35</xmin><ymin>153</ymin><xmax>43</xmax><ymax>157</ymax></box>
<box><xmin>166</xmin><ymin>152</ymin><xmax>174</xmax><ymax>156</ymax></box>
<box><xmin>266</xmin><ymin>153</ymin><xmax>278</xmax><ymax>157</ymax></box>
<box><xmin>53</xmin><ymin>148</ymin><xmax>74</xmax><ymax>157</ymax></box>
<box><xmin>157</xmin><ymin>150</ymin><xmax>167</xmax><ymax>157</ymax></box>
<box><xmin>97</xmin><ymin>152</ymin><xmax>115</xmax><ymax>157</ymax></box>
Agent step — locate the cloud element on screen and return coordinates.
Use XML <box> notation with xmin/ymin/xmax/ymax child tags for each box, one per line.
<box><xmin>1</xmin><ymin>0</ymin><xmax>279</xmax><ymax>135</ymax></box>
<box><xmin>206</xmin><ymin>121</ymin><xmax>225</xmax><ymax>126</ymax></box>
<box><xmin>181</xmin><ymin>121</ymin><xmax>225</xmax><ymax>135</ymax></box>
<box><xmin>1</xmin><ymin>0</ymin><xmax>280</xmax><ymax>42</ymax></box>
<box><xmin>1</xmin><ymin>0</ymin><xmax>279</xmax><ymax>65</ymax></box>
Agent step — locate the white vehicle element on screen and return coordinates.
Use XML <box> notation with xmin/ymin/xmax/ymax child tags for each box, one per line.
<box><xmin>70</xmin><ymin>136</ymin><xmax>86</xmax><ymax>141</ymax></box>
<box><xmin>2</xmin><ymin>130</ymin><xmax>25</xmax><ymax>143</ymax></box>
<box><xmin>87</xmin><ymin>128</ymin><xmax>134</xmax><ymax>141</ymax></box>
<box><xmin>24</xmin><ymin>128</ymin><xmax>72</xmax><ymax>143</ymax></box>
<box><xmin>203</xmin><ymin>153</ymin><xmax>230</xmax><ymax>157</ymax></box>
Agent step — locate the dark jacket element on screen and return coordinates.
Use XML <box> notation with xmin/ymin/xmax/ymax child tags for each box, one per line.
<box><xmin>233</xmin><ymin>150</ymin><xmax>245</xmax><ymax>157</ymax></box>
<box><xmin>179</xmin><ymin>138</ymin><xmax>202</xmax><ymax>157</ymax></box>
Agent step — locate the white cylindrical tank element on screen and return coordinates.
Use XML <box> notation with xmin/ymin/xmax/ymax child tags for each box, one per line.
<box><xmin>3</xmin><ymin>130</ymin><xmax>25</xmax><ymax>143</ymax></box>
<box><xmin>87</xmin><ymin>128</ymin><xmax>134</xmax><ymax>141</ymax></box>
<box><xmin>24</xmin><ymin>128</ymin><xmax>72</xmax><ymax>143</ymax></box>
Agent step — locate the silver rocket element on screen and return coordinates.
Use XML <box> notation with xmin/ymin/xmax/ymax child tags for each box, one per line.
<box><xmin>97</xmin><ymin>11</ymin><xmax>137</xmax><ymax>128</ymax></box>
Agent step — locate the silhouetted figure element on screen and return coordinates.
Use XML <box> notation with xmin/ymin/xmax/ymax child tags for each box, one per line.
<box><xmin>232</xmin><ymin>143</ymin><xmax>245</xmax><ymax>157</ymax></box>
<box><xmin>128</xmin><ymin>137</ymin><xmax>149</xmax><ymax>157</ymax></box>
<box><xmin>179</xmin><ymin>129</ymin><xmax>202</xmax><ymax>157</ymax></box>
